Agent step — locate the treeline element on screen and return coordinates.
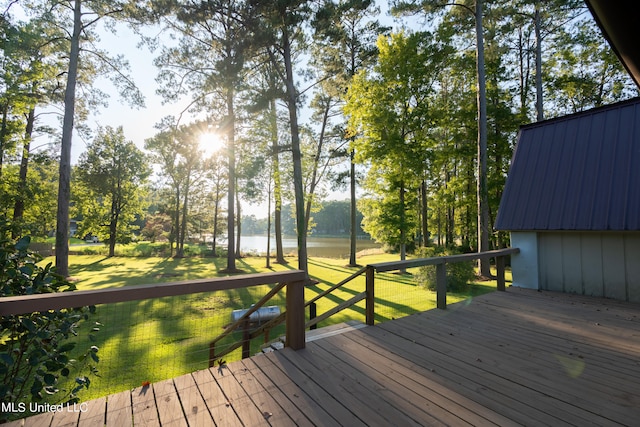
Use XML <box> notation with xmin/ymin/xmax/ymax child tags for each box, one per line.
<box><xmin>242</xmin><ymin>200</ymin><xmax>368</xmax><ymax>237</ymax></box>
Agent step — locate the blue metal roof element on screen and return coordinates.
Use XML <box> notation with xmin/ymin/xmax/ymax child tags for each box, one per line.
<box><xmin>495</xmin><ymin>97</ymin><xmax>640</xmax><ymax>231</ymax></box>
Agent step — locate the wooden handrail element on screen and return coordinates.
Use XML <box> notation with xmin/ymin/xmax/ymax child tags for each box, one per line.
<box><xmin>371</xmin><ymin>248</ymin><xmax>520</xmax><ymax>273</ymax></box>
<box><xmin>0</xmin><ymin>270</ymin><xmax>307</xmax><ymax>316</ymax></box>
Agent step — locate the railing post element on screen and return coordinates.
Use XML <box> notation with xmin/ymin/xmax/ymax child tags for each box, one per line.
<box><xmin>366</xmin><ymin>265</ymin><xmax>375</xmax><ymax>325</ymax></box>
<box><xmin>241</xmin><ymin>318</ymin><xmax>251</xmax><ymax>359</ymax></box>
<box><xmin>286</xmin><ymin>280</ymin><xmax>305</xmax><ymax>350</ymax></box>
<box><xmin>496</xmin><ymin>255</ymin><xmax>506</xmax><ymax>292</ymax></box>
<box><xmin>309</xmin><ymin>302</ymin><xmax>317</xmax><ymax>330</ymax></box>
<box><xmin>436</xmin><ymin>262</ymin><xmax>447</xmax><ymax>309</ymax></box>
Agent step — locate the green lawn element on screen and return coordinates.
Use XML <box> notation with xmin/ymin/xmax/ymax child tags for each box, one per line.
<box><xmin>40</xmin><ymin>253</ymin><xmax>508</xmax><ymax>402</ymax></box>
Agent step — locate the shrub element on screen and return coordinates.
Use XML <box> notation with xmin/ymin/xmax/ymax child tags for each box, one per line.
<box><xmin>0</xmin><ymin>221</ymin><xmax>100</xmax><ymax>421</ymax></box>
<box><xmin>414</xmin><ymin>246</ymin><xmax>476</xmax><ymax>293</ymax></box>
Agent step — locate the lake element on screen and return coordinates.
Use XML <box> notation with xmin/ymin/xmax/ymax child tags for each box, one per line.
<box><xmin>232</xmin><ymin>235</ymin><xmax>382</xmax><ymax>259</ymax></box>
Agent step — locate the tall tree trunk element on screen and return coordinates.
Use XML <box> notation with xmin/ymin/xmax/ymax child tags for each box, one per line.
<box><xmin>0</xmin><ymin>104</ymin><xmax>8</xmax><ymax>180</ymax></box>
<box><xmin>224</xmin><ymin>88</ymin><xmax>239</xmax><ymax>272</ymax></box>
<box><xmin>172</xmin><ymin>185</ymin><xmax>180</xmax><ymax>257</ymax></box>
<box><xmin>178</xmin><ymin>179</ymin><xmax>190</xmax><ymax>258</ymax></box>
<box><xmin>534</xmin><ymin>1</ymin><xmax>544</xmax><ymax>121</ymax></box>
<box><xmin>270</xmin><ymin>99</ymin><xmax>285</xmax><ymax>264</ymax></box>
<box><xmin>212</xmin><ymin>196</ymin><xmax>219</xmax><ymax>257</ymax></box>
<box><xmin>13</xmin><ymin>107</ymin><xmax>36</xmax><ymax>237</ymax></box>
<box><xmin>235</xmin><ymin>188</ymin><xmax>241</xmax><ymax>258</ymax></box>
<box><xmin>266</xmin><ymin>174</ymin><xmax>272</xmax><ymax>268</ymax></box>
<box><xmin>421</xmin><ymin>179</ymin><xmax>428</xmax><ymax>247</ymax></box>
<box><xmin>475</xmin><ymin>0</ymin><xmax>491</xmax><ymax>276</ymax></box>
<box><xmin>282</xmin><ymin>27</ymin><xmax>308</xmax><ymax>277</ymax></box>
<box><xmin>348</xmin><ymin>151</ymin><xmax>358</xmax><ymax>266</ymax></box>
<box><xmin>109</xmin><ymin>201</ymin><xmax>117</xmax><ymax>257</ymax></box>
<box><xmin>55</xmin><ymin>0</ymin><xmax>82</xmax><ymax>278</ymax></box>
<box><xmin>303</xmin><ymin>101</ymin><xmax>330</xmax><ymax>233</ymax></box>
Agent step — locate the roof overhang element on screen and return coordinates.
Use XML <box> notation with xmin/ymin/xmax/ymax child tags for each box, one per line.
<box><xmin>585</xmin><ymin>0</ymin><xmax>640</xmax><ymax>88</ymax></box>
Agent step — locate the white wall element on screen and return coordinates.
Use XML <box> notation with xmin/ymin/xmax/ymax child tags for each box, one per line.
<box><xmin>509</xmin><ymin>232</ymin><xmax>539</xmax><ymax>290</ymax></box>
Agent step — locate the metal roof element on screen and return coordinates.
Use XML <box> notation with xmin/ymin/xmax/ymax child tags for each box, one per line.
<box><xmin>495</xmin><ymin>97</ymin><xmax>640</xmax><ymax>231</ymax></box>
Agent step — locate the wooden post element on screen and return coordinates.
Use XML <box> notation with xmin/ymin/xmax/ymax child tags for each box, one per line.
<box><xmin>436</xmin><ymin>262</ymin><xmax>447</xmax><ymax>309</ymax></box>
<box><xmin>365</xmin><ymin>266</ymin><xmax>375</xmax><ymax>325</ymax></box>
<box><xmin>496</xmin><ymin>255</ymin><xmax>506</xmax><ymax>292</ymax></box>
<box><xmin>286</xmin><ymin>280</ymin><xmax>305</xmax><ymax>350</ymax></box>
<box><xmin>242</xmin><ymin>318</ymin><xmax>250</xmax><ymax>359</ymax></box>
<box><xmin>310</xmin><ymin>302</ymin><xmax>317</xmax><ymax>330</ymax></box>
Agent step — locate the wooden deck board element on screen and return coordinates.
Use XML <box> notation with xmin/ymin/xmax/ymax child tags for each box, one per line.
<box><xmin>172</xmin><ymin>373</ymin><xmax>214</xmax><ymax>427</ymax></box>
<box><xmin>105</xmin><ymin>390</ymin><xmax>132</xmax><ymax>426</ymax></box>
<box><xmin>9</xmin><ymin>289</ymin><xmax>640</xmax><ymax>426</ymax></box>
<box><xmin>190</xmin><ymin>368</ymin><xmax>242</xmax><ymax>427</ymax></box>
<box><xmin>131</xmin><ymin>384</ymin><xmax>160</xmax><ymax>426</ymax></box>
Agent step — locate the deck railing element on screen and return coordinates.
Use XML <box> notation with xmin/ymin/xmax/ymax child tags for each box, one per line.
<box><xmin>1</xmin><ymin>248</ymin><xmax>519</xmax><ymax>377</ymax></box>
<box><xmin>0</xmin><ymin>271</ymin><xmax>308</xmax><ymax>370</ymax></box>
<box><xmin>308</xmin><ymin>247</ymin><xmax>520</xmax><ymax>328</ymax></box>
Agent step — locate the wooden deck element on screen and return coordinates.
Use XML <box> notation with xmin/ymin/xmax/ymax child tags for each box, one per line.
<box><xmin>9</xmin><ymin>288</ymin><xmax>640</xmax><ymax>426</ymax></box>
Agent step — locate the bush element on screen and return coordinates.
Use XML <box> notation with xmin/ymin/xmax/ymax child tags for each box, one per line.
<box><xmin>414</xmin><ymin>246</ymin><xmax>477</xmax><ymax>293</ymax></box>
<box><xmin>0</xmin><ymin>221</ymin><xmax>100</xmax><ymax>421</ymax></box>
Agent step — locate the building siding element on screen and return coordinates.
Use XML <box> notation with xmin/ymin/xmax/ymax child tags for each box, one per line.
<box><xmin>537</xmin><ymin>231</ymin><xmax>640</xmax><ymax>302</ymax></box>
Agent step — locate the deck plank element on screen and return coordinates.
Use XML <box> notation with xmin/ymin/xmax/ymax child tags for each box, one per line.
<box><xmin>131</xmin><ymin>384</ymin><xmax>160</xmax><ymax>426</ymax></box>
<box><xmin>76</xmin><ymin>396</ymin><xmax>105</xmax><ymax>426</ymax></box>
<box><xmin>49</xmin><ymin>404</ymin><xmax>80</xmax><ymax>427</ymax></box>
<box><xmin>152</xmin><ymin>379</ymin><xmax>187</xmax><ymax>426</ymax></box>
<box><xmin>172</xmin><ymin>373</ymin><xmax>214</xmax><ymax>427</ymax></box>
<box><xmin>105</xmin><ymin>390</ymin><xmax>131</xmax><ymax>427</ymax></box>
<box><xmin>209</xmin><ymin>363</ymin><xmax>270</xmax><ymax>426</ymax></box>
<box><xmin>191</xmin><ymin>368</ymin><xmax>242</xmax><ymax>427</ymax></box>
<box><xmin>229</xmin><ymin>362</ymin><xmax>297</xmax><ymax>427</ymax></box>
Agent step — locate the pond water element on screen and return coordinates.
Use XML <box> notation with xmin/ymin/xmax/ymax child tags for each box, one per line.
<box><xmin>231</xmin><ymin>235</ymin><xmax>382</xmax><ymax>259</ymax></box>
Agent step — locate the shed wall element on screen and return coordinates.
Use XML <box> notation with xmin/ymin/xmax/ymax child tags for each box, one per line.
<box><xmin>537</xmin><ymin>231</ymin><xmax>640</xmax><ymax>302</ymax></box>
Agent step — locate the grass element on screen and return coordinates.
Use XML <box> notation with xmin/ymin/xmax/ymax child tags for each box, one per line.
<box><xmin>37</xmin><ymin>252</ymin><xmax>510</xmax><ymax>402</ymax></box>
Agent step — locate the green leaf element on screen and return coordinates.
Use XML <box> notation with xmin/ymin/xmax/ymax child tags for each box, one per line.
<box><xmin>43</xmin><ymin>373</ymin><xmax>56</xmax><ymax>386</ymax></box>
<box><xmin>20</xmin><ymin>317</ymin><xmax>36</xmax><ymax>333</ymax></box>
<box><xmin>15</xmin><ymin>236</ymin><xmax>31</xmax><ymax>252</ymax></box>
<box><xmin>58</xmin><ymin>342</ymin><xmax>76</xmax><ymax>353</ymax></box>
<box><xmin>0</xmin><ymin>353</ymin><xmax>14</xmax><ymax>366</ymax></box>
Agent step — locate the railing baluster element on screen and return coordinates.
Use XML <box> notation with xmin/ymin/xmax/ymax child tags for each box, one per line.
<box><xmin>309</xmin><ymin>302</ymin><xmax>317</xmax><ymax>330</ymax></box>
<box><xmin>436</xmin><ymin>262</ymin><xmax>447</xmax><ymax>309</ymax></box>
<box><xmin>366</xmin><ymin>266</ymin><xmax>375</xmax><ymax>325</ymax></box>
<box><xmin>496</xmin><ymin>256</ymin><xmax>506</xmax><ymax>292</ymax></box>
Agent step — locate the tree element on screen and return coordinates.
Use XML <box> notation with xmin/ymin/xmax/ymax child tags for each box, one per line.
<box><xmin>14</xmin><ymin>0</ymin><xmax>146</xmax><ymax>277</ymax></box>
<box><xmin>152</xmin><ymin>0</ymin><xmax>251</xmax><ymax>273</ymax></box>
<box><xmin>249</xmin><ymin>0</ymin><xmax>312</xmax><ymax>276</ymax></box>
<box><xmin>75</xmin><ymin>126</ymin><xmax>149</xmax><ymax>257</ymax></box>
<box><xmin>313</xmin><ymin>0</ymin><xmax>388</xmax><ymax>266</ymax></box>
<box><xmin>144</xmin><ymin>120</ymin><xmax>208</xmax><ymax>258</ymax></box>
<box><xmin>393</xmin><ymin>0</ymin><xmax>491</xmax><ymax>275</ymax></box>
<box><xmin>346</xmin><ymin>31</ymin><xmax>444</xmax><ymax>261</ymax></box>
